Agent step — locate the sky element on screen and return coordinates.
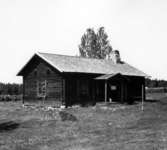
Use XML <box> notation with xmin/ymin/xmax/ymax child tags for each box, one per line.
<box><xmin>0</xmin><ymin>0</ymin><xmax>167</xmax><ymax>83</ymax></box>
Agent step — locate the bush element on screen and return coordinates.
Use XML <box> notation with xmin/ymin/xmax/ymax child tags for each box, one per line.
<box><xmin>0</xmin><ymin>95</ymin><xmax>22</xmax><ymax>102</ymax></box>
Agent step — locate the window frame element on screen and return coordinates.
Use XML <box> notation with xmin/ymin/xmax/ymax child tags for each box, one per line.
<box><xmin>37</xmin><ymin>80</ymin><xmax>47</xmax><ymax>98</ymax></box>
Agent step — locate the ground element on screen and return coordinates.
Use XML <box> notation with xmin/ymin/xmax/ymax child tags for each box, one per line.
<box><xmin>0</xmin><ymin>93</ymin><xmax>167</xmax><ymax>150</ymax></box>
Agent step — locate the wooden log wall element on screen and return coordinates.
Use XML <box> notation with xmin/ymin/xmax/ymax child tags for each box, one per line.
<box><xmin>23</xmin><ymin>61</ymin><xmax>63</xmax><ymax>104</ymax></box>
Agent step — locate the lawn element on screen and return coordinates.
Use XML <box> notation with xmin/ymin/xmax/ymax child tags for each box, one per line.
<box><xmin>0</xmin><ymin>93</ymin><xmax>167</xmax><ymax>150</ymax></box>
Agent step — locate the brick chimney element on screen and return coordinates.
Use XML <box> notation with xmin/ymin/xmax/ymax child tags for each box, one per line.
<box><xmin>107</xmin><ymin>50</ymin><xmax>121</xmax><ymax>64</ymax></box>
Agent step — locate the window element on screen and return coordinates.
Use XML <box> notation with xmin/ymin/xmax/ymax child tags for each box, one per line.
<box><xmin>46</xmin><ymin>69</ymin><xmax>51</xmax><ymax>75</ymax></box>
<box><xmin>37</xmin><ymin>80</ymin><xmax>47</xmax><ymax>97</ymax></box>
<box><xmin>34</xmin><ymin>70</ymin><xmax>37</xmax><ymax>76</ymax></box>
<box><xmin>110</xmin><ymin>85</ymin><xmax>117</xmax><ymax>90</ymax></box>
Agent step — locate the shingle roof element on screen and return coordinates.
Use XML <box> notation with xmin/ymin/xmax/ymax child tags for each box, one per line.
<box><xmin>33</xmin><ymin>52</ymin><xmax>148</xmax><ymax>77</ymax></box>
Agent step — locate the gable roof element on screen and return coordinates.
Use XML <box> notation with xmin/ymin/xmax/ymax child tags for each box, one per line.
<box><xmin>17</xmin><ymin>52</ymin><xmax>148</xmax><ymax>77</ymax></box>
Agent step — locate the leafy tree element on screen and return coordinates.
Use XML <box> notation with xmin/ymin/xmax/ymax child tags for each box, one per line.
<box><xmin>96</xmin><ymin>27</ymin><xmax>112</xmax><ymax>58</ymax></box>
<box><xmin>79</xmin><ymin>27</ymin><xmax>112</xmax><ymax>59</ymax></box>
<box><xmin>79</xmin><ymin>28</ymin><xmax>97</xmax><ymax>58</ymax></box>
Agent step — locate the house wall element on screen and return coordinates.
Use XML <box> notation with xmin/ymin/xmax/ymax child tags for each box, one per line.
<box><xmin>64</xmin><ymin>73</ymin><xmax>98</xmax><ymax>106</ymax></box>
<box><xmin>95</xmin><ymin>81</ymin><xmax>105</xmax><ymax>102</ymax></box>
<box><xmin>23</xmin><ymin>61</ymin><xmax>64</xmax><ymax>105</ymax></box>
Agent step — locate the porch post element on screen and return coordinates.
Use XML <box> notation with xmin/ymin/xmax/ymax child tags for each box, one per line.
<box><xmin>141</xmin><ymin>83</ymin><xmax>144</xmax><ymax>111</ymax></box>
<box><xmin>92</xmin><ymin>80</ymin><xmax>95</xmax><ymax>102</ymax></box>
<box><xmin>121</xmin><ymin>83</ymin><xmax>124</xmax><ymax>103</ymax></box>
<box><xmin>62</xmin><ymin>79</ymin><xmax>65</xmax><ymax>105</ymax></box>
<box><xmin>22</xmin><ymin>77</ymin><xmax>25</xmax><ymax>104</ymax></box>
<box><xmin>105</xmin><ymin>80</ymin><xmax>107</xmax><ymax>103</ymax></box>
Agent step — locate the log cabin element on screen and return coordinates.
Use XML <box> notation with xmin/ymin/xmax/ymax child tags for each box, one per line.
<box><xmin>17</xmin><ymin>51</ymin><xmax>148</xmax><ymax>107</ymax></box>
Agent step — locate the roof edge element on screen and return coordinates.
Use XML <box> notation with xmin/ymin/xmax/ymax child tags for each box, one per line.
<box><xmin>17</xmin><ymin>52</ymin><xmax>63</xmax><ymax>76</ymax></box>
<box><xmin>124</xmin><ymin>62</ymin><xmax>150</xmax><ymax>78</ymax></box>
<box><xmin>37</xmin><ymin>52</ymin><xmax>63</xmax><ymax>72</ymax></box>
<box><xmin>17</xmin><ymin>53</ymin><xmax>37</xmax><ymax>76</ymax></box>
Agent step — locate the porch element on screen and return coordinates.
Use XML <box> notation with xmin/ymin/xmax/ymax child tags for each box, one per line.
<box><xmin>94</xmin><ymin>73</ymin><xmax>145</xmax><ymax>104</ymax></box>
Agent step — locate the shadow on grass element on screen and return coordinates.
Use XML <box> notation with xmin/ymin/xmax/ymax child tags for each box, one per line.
<box><xmin>144</xmin><ymin>99</ymin><xmax>158</xmax><ymax>103</ymax></box>
<box><xmin>0</xmin><ymin>121</ymin><xmax>20</xmax><ymax>132</ymax></box>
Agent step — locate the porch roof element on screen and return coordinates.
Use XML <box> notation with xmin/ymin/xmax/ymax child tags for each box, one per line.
<box><xmin>94</xmin><ymin>73</ymin><xmax>129</xmax><ymax>80</ymax></box>
<box><xmin>95</xmin><ymin>73</ymin><xmax>120</xmax><ymax>80</ymax></box>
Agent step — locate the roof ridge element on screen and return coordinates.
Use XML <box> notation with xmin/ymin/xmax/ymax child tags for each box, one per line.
<box><xmin>38</xmin><ymin>52</ymin><xmax>110</xmax><ymax>62</ymax></box>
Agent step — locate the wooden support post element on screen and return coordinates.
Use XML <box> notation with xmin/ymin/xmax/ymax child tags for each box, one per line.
<box><xmin>22</xmin><ymin>77</ymin><xmax>25</xmax><ymax>104</ymax></box>
<box><xmin>95</xmin><ymin>81</ymin><xmax>97</xmax><ymax>102</ymax></box>
<box><xmin>92</xmin><ymin>80</ymin><xmax>95</xmax><ymax>103</ymax></box>
<box><xmin>141</xmin><ymin>84</ymin><xmax>144</xmax><ymax>111</ymax></box>
<box><xmin>144</xmin><ymin>80</ymin><xmax>146</xmax><ymax>101</ymax></box>
<box><xmin>105</xmin><ymin>80</ymin><xmax>107</xmax><ymax>103</ymax></box>
<box><xmin>124</xmin><ymin>84</ymin><xmax>127</xmax><ymax>102</ymax></box>
<box><xmin>121</xmin><ymin>83</ymin><xmax>124</xmax><ymax>103</ymax></box>
<box><xmin>63</xmin><ymin>79</ymin><xmax>65</xmax><ymax>105</ymax></box>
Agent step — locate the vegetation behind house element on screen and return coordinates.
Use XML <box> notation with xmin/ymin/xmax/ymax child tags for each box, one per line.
<box><xmin>0</xmin><ymin>83</ymin><xmax>22</xmax><ymax>101</ymax></box>
<box><xmin>79</xmin><ymin>27</ymin><xmax>112</xmax><ymax>59</ymax></box>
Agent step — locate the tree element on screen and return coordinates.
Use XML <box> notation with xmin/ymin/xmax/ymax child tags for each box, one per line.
<box><xmin>79</xmin><ymin>27</ymin><xmax>112</xmax><ymax>59</ymax></box>
<box><xmin>0</xmin><ymin>82</ymin><xmax>22</xmax><ymax>95</ymax></box>
<box><xmin>79</xmin><ymin>28</ymin><xmax>97</xmax><ymax>58</ymax></box>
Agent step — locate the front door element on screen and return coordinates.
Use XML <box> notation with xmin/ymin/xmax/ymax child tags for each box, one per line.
<box><xmin>108</xmin><ymin>83</ymin><xmax>120</xmax><ymax>102</ymax></box>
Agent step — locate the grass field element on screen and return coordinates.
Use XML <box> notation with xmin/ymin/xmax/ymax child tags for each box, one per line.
<box><xmin>0</xmin><ymin>93</ymin><xmax>167</xmax><ymax>150</ymax></box>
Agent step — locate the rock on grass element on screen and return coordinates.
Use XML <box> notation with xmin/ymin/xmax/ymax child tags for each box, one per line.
<box><xmin>59</xmin><ymin>111</ymin><xmax>77</xmax><ymax>122</ymax></box>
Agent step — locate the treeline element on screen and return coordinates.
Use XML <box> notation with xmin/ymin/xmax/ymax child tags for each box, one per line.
<box><xmin>145</xmin><ymin>78</ymin><xmax>167</xmax><ymax>88</ymax></box>
<box><xmin>0</xmin><ymin>83</ymin><xmax>22</xmax><ymax>95</ymax></box>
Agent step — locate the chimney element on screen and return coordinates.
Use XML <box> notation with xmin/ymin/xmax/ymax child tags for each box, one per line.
<box><xmin>107</xmin><ymin>50</ymin><xmax>121</xmax><ymax>64</ymax></box>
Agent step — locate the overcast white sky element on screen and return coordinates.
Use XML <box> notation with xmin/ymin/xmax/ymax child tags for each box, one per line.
<box><xmin>0</xmin><ymin>0</ymin><xmax>167</xmax><ymax>83</ymax></box>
